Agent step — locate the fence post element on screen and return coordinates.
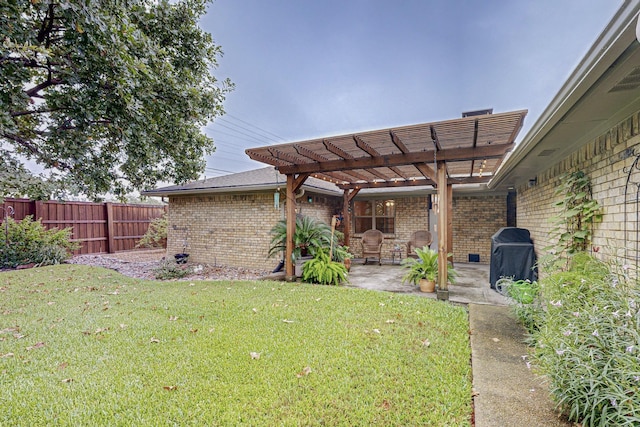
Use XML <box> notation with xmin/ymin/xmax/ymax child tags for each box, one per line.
<box><xmin>34</xmin><ymin>200</ymin><xmax>43</xmax><ymax>222</ymax></box>
<box><xmin>105</xmin><ymin>202</ymin><xmax>115</xmax><ymax>253</ymax></box>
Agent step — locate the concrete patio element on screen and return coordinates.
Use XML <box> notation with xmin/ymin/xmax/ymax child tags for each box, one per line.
<box><xmin>346</xmin><ymin>261</ymin><xmax>511</xmax><ymax>305</ymax></box>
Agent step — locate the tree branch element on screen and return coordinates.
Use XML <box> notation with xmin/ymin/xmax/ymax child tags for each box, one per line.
<box><xmin>2</xmin><ymin>132</ymin><xmax>72</xmax><ymax>171</ymax></box>
<box><xmin>25</xmin><ymin>78</ymin><xmax>62</xmax><ymax>97</ymax></box>
<box><xmin>10</xmin><ymin>108</ymin><xmax>60</xmax><ymax>118</ymax></box>
<box><xmin>37</xmin><ymin>3</ymin><xmax>56</xmax><ymax>46</ymax></box>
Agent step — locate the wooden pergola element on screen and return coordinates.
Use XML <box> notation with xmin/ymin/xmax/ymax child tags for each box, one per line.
<box><xmin>246</xmin><ymin>109</ymin><xmax>527</xmax><ymax>299</ymax></box>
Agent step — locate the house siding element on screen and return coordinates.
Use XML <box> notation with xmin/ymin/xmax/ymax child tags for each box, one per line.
<box><xmin>349</xmin><ymin>196</ymin><xmax>430</xmax><ymax>260</ymax></box>
<box><xmin>517</xmin><ymin>111</ymin><xmax>640</xmax><ymax>267</ymax></box>
<box><xmin>348</xmin><ymin>195</ymin><xmax>504</xmax><ymax>264</ymax></box>
<box><xmin>453</xmin><ymin>195</ymin><xmax>507</xmax><ymax>264</ymax></box>
<box><xmin>167</xmin><ymin>191</ymin><xmax>339</xmax><ymax>270</ymax></box>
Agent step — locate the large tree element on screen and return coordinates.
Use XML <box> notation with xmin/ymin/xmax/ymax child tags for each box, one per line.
<box><xmin>1</xmin><ymin>0</ymin><xmax>231</xmax><ymax>198</ymax></box>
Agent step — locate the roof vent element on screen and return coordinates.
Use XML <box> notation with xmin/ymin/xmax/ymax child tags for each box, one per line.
<box><xmin>609</xmin><ymin>67</ymin><xmax>640</xmax><ymax>92</ymax></box>
<box><xmin>462</xmin><ymin>108</ymin><xmax>493</xmax><ymax>117</ymax></box>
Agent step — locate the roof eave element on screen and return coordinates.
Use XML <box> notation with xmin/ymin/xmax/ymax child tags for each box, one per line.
<box><xmin>489</xmin><ymin>2</ymin><xmax>640</xmax><ymax>189</ymax></box>
<box><xmin>141</xmin><ymin>182</ymin><xmax>342</xmax><ymax>198</ymax></box>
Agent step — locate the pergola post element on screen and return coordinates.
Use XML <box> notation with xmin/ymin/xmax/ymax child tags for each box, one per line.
<box><xmin>285</xmin><ymin>174</ymin><xmax>296</xmax><ymax>281</ymax></box>
<box><xmin>285</xmin><ymin>173</ymin><xmax>309</xmax><ymax>281</ymax></box>
<box><xmin>447</xmin><ymin>183</ymin><xmax>453</xmax><ymax>264</ymax></box>
<box><xmin>342</xmin><ymin>188</ymin><xmax>360</xmax><ymax>247</ymax></box>
<box><xmin>343</xmin><ymin>191</ymin><xmax>350</xmax><ymax>247</ymax></box>
<box><xmin>437</xmin><ymin>161</ymin><xmax>450</xmax><ymax>300</ymax></box>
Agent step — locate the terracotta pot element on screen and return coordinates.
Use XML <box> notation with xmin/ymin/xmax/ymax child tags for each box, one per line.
<box><xmin>419</xmin><ymin>278</ymin><xmax>436</xmax><ymax>293</ymax></box>
<box><xmin>343</xmin><ymin>258</ymin><xmax>351</xmax><ymax>272</ymax></box>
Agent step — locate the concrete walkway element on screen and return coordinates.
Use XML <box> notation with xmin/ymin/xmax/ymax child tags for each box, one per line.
<box><xmin>470</xmin><ymin>304</ymin><xmax>570</xmax><ymax>426</ymax></box>
<box><xmin>345</xmin><ymin>262</ymin><xmax>569</xmax><ymax>426</ymax></box>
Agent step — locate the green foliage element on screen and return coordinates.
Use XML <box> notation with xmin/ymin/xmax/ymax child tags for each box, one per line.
<box><xmin>531</xmin><ymin>254</ymin><xmax>640</xmax><ymax>426</ymax></box>
<box><xmin>401</xmin><ymin>247</ymin><xmax>456</xmax><ymax>285</ymax></box>
<box><xmin>268</xmin><ymin>216</ymin><xmax>341</xmax><ymax>262</ymax></box>
<box><xmin>136</xmin><ymin>213</ymin><xmax>167</xmax><ymax>249</ymax></box>
<box><xmin>302</xmin><ymin>248</ymin><xmax>347</xmax><ymax>285</ymax></box>
<box><xmin>548</xmin><ymin>171</ymin><xmax>602</xmax><ymax>259</ymax></box>
<box><xmin>332</xmin><ymin>244</ymin><xmax>353</xmax><ymax>262</ymax></box>
<box><xmin>502</xmin><ymin>278</ymin><xmax>543</xmax><ymax>334</ymax></box>
<box><xmin>0</xmin><ymin>216</ymin><xmax>78</xmax><ymax>268</ymax></box>
<box><xmin>0</xmin><ymin>264</ymin><xmax>472</xmax><ymax>425</ymax></box>
<box><xmin>153</xmin><ymin>258</ymin><xmax>190</xmax><ymax>280</ymax></box>
<box><xmin>0</xmin><ymin>0</ymin><xmax>233</xmax><ymax>198</ymax></box>
<box><xmin>0</xmin><ymin>155</ymin><xmax>55</xmax><ymax>200</ymax></box>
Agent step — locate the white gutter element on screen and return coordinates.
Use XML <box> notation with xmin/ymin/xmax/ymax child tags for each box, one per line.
<box><xmin>490</xmin><ymin>0</ymin><xmax>640</xmax><ymax>188</ymax></box>
<box><xmin>141</xmin><ymin>183</ymin><xmax>342</xmax><ymax>198</ymax></box>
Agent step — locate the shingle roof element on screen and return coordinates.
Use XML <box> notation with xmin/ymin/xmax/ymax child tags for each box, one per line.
<box><xmin>142</xmin><ymin>167</ymin><xmax>342</xmax><ymax>197</ymax></box>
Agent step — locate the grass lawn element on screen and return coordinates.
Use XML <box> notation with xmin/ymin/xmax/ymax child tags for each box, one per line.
<box><xmin>0</xmin><ymin>264</ymin><xmax>471</xmax><ymax>426</ymax></box>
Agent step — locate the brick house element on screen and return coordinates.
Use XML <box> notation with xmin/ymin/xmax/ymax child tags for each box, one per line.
<box><xmin>144</xmin><ymin>166</ymin><xmax>513</xmax><ymax>269</ymax></box>
<box><xmin>146</xmin><ymin>3</ymin><xmax>640</xmax><ymax>274</ymax></box>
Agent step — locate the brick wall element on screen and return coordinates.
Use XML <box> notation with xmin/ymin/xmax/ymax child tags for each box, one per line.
<box><xmin>452</xmin><ymin>195</ymin><xmax>507</xmax><ymax>264</ymax></box>
<box><xmin>349</xmin><ymin>196</ymin><xmax>430</xmax><ymax>259</ymax></box>
<box><xmin>167</xmin><ymin>191</ymin><xmax>339</xmax><ymax>269</ymax></box>
<box><xmin>517</xmin><ymin>111</ymin><xmax>640</xmax><ymax>267</ymax></box>
<box><xmin>347</xmin><ymin>195</ymin><xmax>503</xmax><ymax>263</ymax></box>
<box><xmin>167</xmin><ymin>190</ymin><xmax>507</xmax><ymax>268</ymax></box>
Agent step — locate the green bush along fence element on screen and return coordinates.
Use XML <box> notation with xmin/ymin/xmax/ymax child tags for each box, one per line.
<box><xmin>0</xmin><ymin>198</ymin><xmax>166</xmax><ymax>255</ymax></box>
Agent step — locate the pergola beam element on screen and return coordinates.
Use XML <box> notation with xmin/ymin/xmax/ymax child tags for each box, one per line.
<box><xmin>414</xmin><ymin>162</ymin><xmax>437</xmax><ymax>182</ymax></box>
<box><xmin>272</xmin><ymin>143</ymin><xmax>513</xmax><ymax>175</ymax></box>
<box><xmin>390</xmin><ymin>130</ymin><xmax>409</xmax><ymax>153</ymax></box>
<box><xmin>353</xmin><ymin>135</ymin><xmax>380</xmax><ymax>157</ymax></box>
<box><xmin>469</xmin><ymin>119</ymin><xmax>480</xmax><ymax>176</ymax></box>
<box><xmin>323</xmin><ymin>139</ymin><xmax>354</xmax><ymax>159</ymax></box>
<box><xmin>293</xmin><ymin>144</ymin><xmax>329</xmax><ymax>162</ymax></box>
<box><xmin>335</xmin><ymin>175</ymin><xmax>490</xmax><ymax>189</ymax></box>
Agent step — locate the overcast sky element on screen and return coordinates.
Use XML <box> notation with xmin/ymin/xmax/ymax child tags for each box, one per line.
<box><xmin>200</xmin><ymin>1</ymin><xmax>623</xmax><ymax>177</ymax></box>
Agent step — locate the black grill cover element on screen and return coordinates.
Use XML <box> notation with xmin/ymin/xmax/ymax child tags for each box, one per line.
<box><xmin>489</xmin><ymin>227</ymin><xmax>537</xmax><ymax>288</ymax></box>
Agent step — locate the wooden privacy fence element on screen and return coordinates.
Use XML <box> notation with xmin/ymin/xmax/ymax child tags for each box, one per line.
<box><xmin>0</xmin><ymin>198</ymin><xmax>167</xmax><ymax>255</ymax></box>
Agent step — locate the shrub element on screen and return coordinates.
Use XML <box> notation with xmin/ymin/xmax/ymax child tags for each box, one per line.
<box><xmin>0</xmin><ymin>216</ymin><xmax>78</xmax><ymax>268</ymax></box>
<box><xmin>504</xmin><ymin>278</ymin><xmax>543</xmax><ymax>335</ymax></box>
<box><xmin>268</xmin><ymin>216</ymin><xmax>341</xmax><ymax>262</ymax></box>
<box><xmin>301</xmin><ymin>248</ymin><xmax>347</xmax><ymax>285</ymax></box>
<box><xmin>532</xmin><ymin>254</ymin><xmax>640</xmax><ymax>426</ymax></box>
<box><xmin>153</xmin><ymin>259</ymin><xmax>190</xmax><ymax>280</ymax></box>
<box><xmin>136</xmin><ymin>214</ymin><xmax>167</xmax><ymax>249</ymax></box>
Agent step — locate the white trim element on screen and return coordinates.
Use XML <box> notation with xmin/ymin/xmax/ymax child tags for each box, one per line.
<box><xmin>490</xmin><ymin>1</ymin><xmax>640</xmax><ymax>188</ymax></box>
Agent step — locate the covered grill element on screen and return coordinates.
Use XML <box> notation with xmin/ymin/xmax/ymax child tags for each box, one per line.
<box><xmin>489</xmin><ymin>227</ymin><xmax>537</xmax><ymax>288</ymax></box>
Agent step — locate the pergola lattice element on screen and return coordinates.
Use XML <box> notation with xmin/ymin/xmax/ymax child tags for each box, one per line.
<box><xmin>246</xmin><ymin>109</ymin><xmax>527</xmax><ymax>299</ymax></box>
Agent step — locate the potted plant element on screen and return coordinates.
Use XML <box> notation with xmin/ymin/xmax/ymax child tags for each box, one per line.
<box><xmin>401</xmin><ymin>246</ymin><xmax>438</xmax><ymax>292</ymax></box>
<box><xmin>332</xmin><ymin>245</ymin><xmax>353</xmax><ymax>271</ymax></box>
<box><xmin>401</xmin><ymin>246</ymin><xmax>457</xmax><ymax>293</ymax></box>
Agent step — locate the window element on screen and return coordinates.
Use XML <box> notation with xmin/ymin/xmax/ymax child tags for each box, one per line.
<box><xmin>353</xmin><ymin>200</ymin><xmax>395</xmax><ymax>234</ymax></box>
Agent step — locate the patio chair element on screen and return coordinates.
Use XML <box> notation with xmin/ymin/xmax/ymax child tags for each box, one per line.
<box><xmin>362</xmin><ymin>229</ymin><xmax>384</xmax><ymax>265</ymax></box>
<box><xmin>407</xmin><ymin>230</ymin><xmax>432</xmax><ymax>258</ymax></box>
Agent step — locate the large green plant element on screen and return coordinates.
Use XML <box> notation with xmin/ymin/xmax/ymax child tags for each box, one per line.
<box><xmin>1</xmin><ymin>0</ymin><xmax>232</xmax><ymax>198</ymax></box>
<box><xmin>548</xmin><ymin>171</ymin><xmax>602</xmax><ymax>257</ymax></box>
<box><xmin>268</xmin><ymin>216</ymin><xmax>340</xmax><ymax>262</ymax></box>
<box><xmin>136</xmin><ymin>214</ymin><xmax>168</xmax><ymax>249</ymax></box>
<box><xmin>401</xmin><ymin>247</ymin><xmax>457</xmax><ymax>285</ymax></box>
<box><xmin>532</xmin><ymin>253</ymin><xmax>640</xmax><ymax>426</ymax></box>
<box><xmin>301</xmin><ymin>248</ymin><xmax>347</xmax><ymax>285</ymax></box>
<box><xmin>0</xmin><ymin>216</ymin><xmax>78</xmax><ymax>268</ymax></box>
